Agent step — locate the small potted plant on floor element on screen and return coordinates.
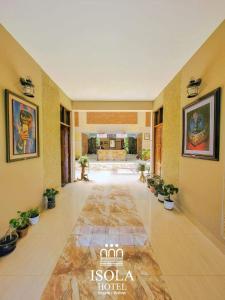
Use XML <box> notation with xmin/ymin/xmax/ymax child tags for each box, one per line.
<box><xmin>43</xmin><ymin>188</ymin><xmax>59</xmax><ymax>209</ymax></box>
<box><xmin>163</xmin><ymin>184</ymin><xmax>179</xmax><ymax>210</ymax></box>
<box><xmin>138</xmin><ymin>163</ymin><xmax>146</xmax><ymax>182</ymax></box>
<box><xmin>9</xmin><ymin>211</ymin><xmax>30</xmax><ymax>238</ymax></box>
<box><xmin>147</xmin><ymin>175</ymin><xmax>163</xmax><ymax>195</ymax></box>
<box><xmin>27</xmin><ymin>208</ymin><xmax>40</xmax><ymax>225</ymax></box>
<box><xmin>156</xmin><ymin>183</ymin><xmax>166</xmax><ymax>202</ymax></box>
<box><xmin>0</xmin><ymin>228</ymin><xmax>18</xmax><ymax>257</ymax></box>
<box><xmin>78</xmin><ymin>156</ymin><xmax>89</xmax><ymax>181</ymax></box>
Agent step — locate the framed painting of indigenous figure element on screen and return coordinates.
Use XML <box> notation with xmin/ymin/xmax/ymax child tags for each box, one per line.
<box><xmin>182</xmin><ymin>88</ymin><xmax>221</xmax><ymax>160</ymax></box>
<box><xmin>5</xmin><ymin>90</ymin><xmax>39</xmax><ymax>162</ymax></box>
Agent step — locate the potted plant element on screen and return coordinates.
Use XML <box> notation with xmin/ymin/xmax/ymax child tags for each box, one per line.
<box><xmin>141</xmin><ymin>149</ymin><xmax>150</xmax><ymax>161</ymax></box>
<box><xmin>137</xmin><ymin>163</ymin><xmax>146</xmax><ymax>182</ymax></box>
<box><xmin>78</xmin><ymin>156</ymin><xmax>89</xmax><ymax>181</ymax></box>
<box><xmin>163</xmin><ymin>184</ymin><xmax>179</xmax><ymax>210</ymax></box>
<box><xmin>27</xmin><ymin>208</ymin><xmax>40</xmax><ymax>225</ymax></box>
<box><xmin>9</xmin><ymin>211</ymin><xmax>30</xmax><ymax>238</ymax></box>
<box><xmin>43</xmin><ymin>188</ymin><xmax>59</xmax><ymax>209</ymax></box>
<box><xmin>147</xmin><ymin>175</ymin><xmax>163</xmax><ymax>194</ymax></box>
<box><xmin>0</xmin><ymin>228</ymin><xmax>18</xmax><ymax>257</ymax></box>
<box><xmin>156</xmin><ymin>183</ymin><xmax>166</xmax><ymax>202</ymax></box>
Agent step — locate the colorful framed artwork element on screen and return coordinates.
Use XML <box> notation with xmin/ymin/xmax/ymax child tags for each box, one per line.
<box><xmin>144</xmin><ymin>132</ymin><xmax>150</xmax><ymax>140</ymax></box>
<box><xmin>182</xmin><ymin>88</ymin><xmax>221</xmax><ymax>160</ymax></box>
<box><xmin>5</xmin><ymin>90</ymin><xmax>39</xmax><ymax>162</ymax></box>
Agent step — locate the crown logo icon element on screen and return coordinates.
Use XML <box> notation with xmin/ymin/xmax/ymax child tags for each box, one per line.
<box><xmin>100</xmin><ymin>244</ymin><xmax>123</xmax><ymax>267</ymax></box>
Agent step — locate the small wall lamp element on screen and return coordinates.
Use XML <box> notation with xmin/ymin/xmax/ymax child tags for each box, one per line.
<box><xmin>20</xmin><ymin>77</ymin><xmax>35</xmax><ymax>98</ymax></box>
<box><xmin>187</xmin><ymin>78</ymin><xmax>201</xmax><ymax>98</ymax></box>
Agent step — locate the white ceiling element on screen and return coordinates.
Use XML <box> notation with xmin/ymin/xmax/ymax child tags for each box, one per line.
<box><xmin>0</xmin><ymin>1</ymin><xmax>224</xmax><ymax>101</ymax></box>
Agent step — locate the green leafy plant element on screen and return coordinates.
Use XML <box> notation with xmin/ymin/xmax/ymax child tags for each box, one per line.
<box><xmin>78</xmin><ymin>156</ymin><xmax>89</xmax><ymax>181</ymax></box>
<box><xmin>141</xmin><ymin>149</ymin><xmax>150</xmax><ymax>161</ymax></box>
<box><xmin>124</xmin><ymin>137</ymin><xmax>129</xmax><ymax>153</ymax></box>
<box><xmin>27</xmin><ymin>208</ymin><xmax>40</xmax><ymax>218</ymax></box>
<box><xmin>43</xmin><ymin>188</ymin><xmax>59</xmax><ymax>199</ymax></box>
<box><xmin>162</xmin><ymin>184</ymin><xmax>179</xmax><ymax>201</ymax></box>
<box><xmin>9</xmin><ymin>211</ymin><xmax>29</xmax><ymax>230</ymax></box>
<box><xmin>88</xmin><ymin>137</ymin><xmax>97</xmax><ymax>154</ymax></box>
<box><xmin>96</xmin><ymin>137</ymin><xmax>100</xmax><ymax>148</ymax></box>
<box><xmin>128</xmin><ymin>137</ymin><xmax>137</xmax><ymax>154</ymax></box>
<box><xmin>78</xmin><ymin>155</ymin><xmax>89</xmax><ymax>167</ymax></box>
<box><xmin>137</xmin><ymin>162</ymin><xmax>146</xmax><ymax>172</ymax></box>
<box><xmin>147</xmin><ymin>174</ymin><xmax>163</xmax><ymax>188</ymax></box>
<box><xmin>155</xmin><ymin>183</ymin><xmax>165</xmax><ymax>195</ymax></box>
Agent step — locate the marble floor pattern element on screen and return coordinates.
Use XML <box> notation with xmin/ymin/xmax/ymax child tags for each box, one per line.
<box><xmin>1</xmin><ymin>170</ymin><xmax>225</xmax><ymax>300</ymax></box>
<box><xmin>41</xmin><ymin>184</ymin><xmax>171</xmax><ymax>299</ymax></box>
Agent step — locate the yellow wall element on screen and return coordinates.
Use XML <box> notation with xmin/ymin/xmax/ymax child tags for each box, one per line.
<box><xmin>153</xmin><ymin>21</ymin><xmax>225</xmax><ymax>250</ymax></box>
<box><xmin>72</xmin><ymin>100</ymin><xmax>152</xmax><ymax>111</ymax></box>
<box><xmin>0</xmin><ymin>25</ymin><xmax>71</xmax><ymax>234</ymax></box>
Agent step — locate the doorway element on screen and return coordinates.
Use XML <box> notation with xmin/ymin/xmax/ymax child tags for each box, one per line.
<box><xmin>60</xmin><ymin>105</ymin><xmax>71</xmax><ymax>186</ymax></box>
<box><xmin>154</xmin><ymin>107</ymin><xmax>163</xmax><ymax>176</ymax></box>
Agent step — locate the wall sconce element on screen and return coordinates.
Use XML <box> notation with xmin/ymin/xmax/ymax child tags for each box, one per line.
<box><xmin>20</xmin><ymin>77</ymin><xmax>35</xmax><ymax>98</ymax></box>
<box><xmin>187</xmin><ymin>78</ymin><xmax>201</xmax><ymax>98</ymax></box>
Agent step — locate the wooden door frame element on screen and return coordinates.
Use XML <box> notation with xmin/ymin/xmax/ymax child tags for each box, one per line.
<box><xmin>60</xmin><ymin>105</ymin><xmax>73</xmax><ymax>185</ymax></box>
<box><xmin>152</xmin><ymin>107</ymin><xmax>163</xmax><ymax>176</ymax></box>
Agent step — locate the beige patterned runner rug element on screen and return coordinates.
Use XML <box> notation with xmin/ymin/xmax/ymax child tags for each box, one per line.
<box><xmin>41</xmin><ymin>184</ymin><xmax>172</xmax><ymax>300</ymax></box>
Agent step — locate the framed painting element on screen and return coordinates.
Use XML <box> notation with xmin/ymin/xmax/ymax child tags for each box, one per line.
<box><xmin>144</xmin><ymin>132</ymin><xmax>150</xmax><ymax>140</ymax></box>
<box><xmin>5</xmin><ymin>90</ymin><xmax>39</xmax><ymax>162</ymax></box>
<box><xmin>182</xmin><ymin>88</ymin><xmax>221</xmax><ymax>160</ymax></box>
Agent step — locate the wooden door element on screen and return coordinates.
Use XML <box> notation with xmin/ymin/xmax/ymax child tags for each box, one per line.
<box><xmin>61</xmin><ymin>125</ymin><xmax>71</xmax><ymax>186</ymax></box>
<box><xmin>154</xmin><ymin>124</ymin><xmax>163</xmax><ymax>176</ymax></box>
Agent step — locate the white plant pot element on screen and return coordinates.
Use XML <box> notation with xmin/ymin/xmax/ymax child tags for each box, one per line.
<box><xmin>164</xmin><ymin>199</ymin><xmax>174</xmax><ymax>210</ymax></box>
<box><xmin>158</xmin><ymin>193</ymin><xmax>165</xmax><ymax>203</ymax></box>
<box><xmin>29</xmin><ymin>215</ymin><xmax>40</xmax><ymax>225</ymax></box>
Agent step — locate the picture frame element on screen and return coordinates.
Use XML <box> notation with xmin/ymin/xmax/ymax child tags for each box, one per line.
<box><xmin>182</xmin><ymin>88</ymin><xmax>221</xmax><ymax>160</ymax></box>
<box><xmin>110</xmin><ymin>139</ymin><xmax>116</xmax><ymax>148</ymax></box>
<box><xmin>144</xmin><ymin>132</ymin><xmax>150</xmax><ymax>140</ymax></box>
<box><xmin>5</xmin><ymin>90</ymin><xmax>39</xmax><ymax>162</ymax></box>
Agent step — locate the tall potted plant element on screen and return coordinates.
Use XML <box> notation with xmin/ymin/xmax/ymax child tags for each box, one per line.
<box><xmin>43</xmin><ymin>188</ymin><xmax>59</xmax><ymax>209</ymax></box>
<box><xmin>9</xmin><ymin>211</ymin><xmax>30</xmax><ymax>238</ymax></box>
<box><xmin>137</xmin><ymin>163</ymin><xmax>146</xmax><ymax>182</ymax></box>
<box><xmin>0</xmin><ymin>228</ymin><xmax>18</xmax><ymax>257</ymax></box>
<box><xmin>163</xmin><ymin>184</ymin><xmax>179</xmax><ymax>210</ymax></box>
<box><xmin>78</xmin><ymin>156</ymin><xmax>89</xmax><ymax>181</ymax></box>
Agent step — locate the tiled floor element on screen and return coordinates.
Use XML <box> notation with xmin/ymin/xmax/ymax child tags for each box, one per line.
<box><xmin>0</xmin><ymin>169</ymin><xmax>225</xmax><ymax>299</ymax></box>
<box><xmin>41</xmin><ymin>184</ymin><xmax>171</xmax><ymax>299</ymax></box>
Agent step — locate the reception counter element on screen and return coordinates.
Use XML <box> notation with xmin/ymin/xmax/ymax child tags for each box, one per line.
<box><xmin>97</xmin><ymin>149</ymin><xmax>127</xmax><ymax>161</ymax></box>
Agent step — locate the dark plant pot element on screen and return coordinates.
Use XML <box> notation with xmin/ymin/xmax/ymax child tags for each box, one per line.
<box><xmin>16</xmin><ymin>225</ymin><xmax>29</xmax><ymax>238</ymax></box>
<box><xmin>0</xmin><ymin>233</ymin><xmax>18</xmax><ymax>257</ymax></box>
<box><xmin>47</xmin><ymin>197</ymin><xmax>56</xmax><ymax>209</ymax></box>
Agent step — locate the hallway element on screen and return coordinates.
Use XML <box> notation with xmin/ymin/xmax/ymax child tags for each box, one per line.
<box><xmin>1</xmin><ymin>171</ymin><xmax>225</xmax><ymax>299</ymax></box>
